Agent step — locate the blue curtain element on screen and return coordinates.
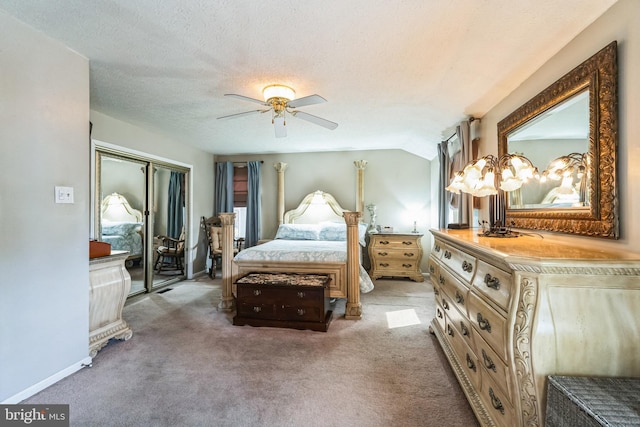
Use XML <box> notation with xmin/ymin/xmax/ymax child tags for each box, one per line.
<box><xmin>437</xmin><ymin>141</ymin><xmax>450</xmax><ymax>229</ymax></box>
<box><xmin>245</xmin><ymin>161</ymin><xmax>261</xmax><ymax>248</ymax></box>
<box><xmin>215</xmin><ymin>161</ymin><xmax>234</xmax><ymax>215</ymax></box>
<box><xmin>167</xmin><ymin>171</ymin><xmax>184</xmax><ymax>238</ymax></box>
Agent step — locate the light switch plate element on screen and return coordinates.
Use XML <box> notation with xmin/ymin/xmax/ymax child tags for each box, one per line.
<box><xmin>55</xmin><ymin>186</ymin><xmax>74</xmax><ymax>204</ymax></box>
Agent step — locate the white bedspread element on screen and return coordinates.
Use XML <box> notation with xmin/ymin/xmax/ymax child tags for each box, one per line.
<box><xmin>234</xmin><ymin>239</ymin><xmax>374</xmax><ymax>293</ymax></box>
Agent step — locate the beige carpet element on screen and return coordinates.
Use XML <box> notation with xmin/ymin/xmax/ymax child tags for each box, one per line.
<box><xmin>23</xmin><ymin>276</ymin><xmax>478</xmax><ymax>427</ymax></box>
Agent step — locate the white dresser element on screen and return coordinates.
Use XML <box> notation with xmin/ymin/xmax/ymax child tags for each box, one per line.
<box><xmin>428</xmin><ymin>229</ymin><xmax>640</xmax><ymax>427</ymax></box>
<box><xmin>89</xmin><ymin>251</ymin><xmax>133</xmax><ymax>357</ymax></box>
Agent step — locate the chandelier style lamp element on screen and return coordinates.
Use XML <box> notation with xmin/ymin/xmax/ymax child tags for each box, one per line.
<box><xmin>446</xmin><ymin>154</ymin><xmax>539</xmax><ymax>237</ymax></box>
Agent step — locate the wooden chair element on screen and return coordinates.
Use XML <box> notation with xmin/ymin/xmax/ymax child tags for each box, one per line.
<box><xmin>202</xmin><ymin>216</ymin><xmax>240</xmax><ymax>278</ymax></box>
<box><xmin>154</xmin><ymin>228</ymin><xmax>185</xmax><ymax>275</ymax></box>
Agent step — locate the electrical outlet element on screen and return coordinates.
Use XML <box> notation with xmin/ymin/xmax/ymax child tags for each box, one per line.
<box><xmin>55</xmin><ymin>186</ymin><xmax>74</xmax><ymax>204</ymax></box>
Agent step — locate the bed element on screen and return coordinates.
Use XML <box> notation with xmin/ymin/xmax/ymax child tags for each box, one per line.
<box><xmin>231</xmin><ymin>190</ymin><xmax>373</xmax><ymax>319</ymax></box>
<box><xmin>100</xmin><ymin>192</ymin><xmax>144</xmax><ymax>265</ymax></box>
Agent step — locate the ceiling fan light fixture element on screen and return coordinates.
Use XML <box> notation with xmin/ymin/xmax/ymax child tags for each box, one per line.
<box><xmin>263</xmin><ymin>84</ymin><xmax>295</xmax><ymax>102</ymax></box>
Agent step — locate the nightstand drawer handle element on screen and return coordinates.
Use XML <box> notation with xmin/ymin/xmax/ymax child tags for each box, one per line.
<box><xmin>402</xmin><ymin>241</ymin><xmax>413</xmax><ymax>246</ymax></box>
<box><xmin>484</xmin><ymin>274</ymin><xmax>501</xmax><ymax>290</ymax></box>
<box><xmin>482</xmin><ymin>349</ymin><xmax>496</xmax><ymax>372</ymax></box>
<box><xmin>477</xmin><ymin>313</ymin><xmax>492</xmax><ymax>333</ymax></box>
<box><xmin>378</xmin><ymin>251</ymin><xmax>388</xmax><ymax>256</ymax></box>
<box><xmin>297</xmin><ymin>308</ymin><xmax>306</xmax><ymax>316</ymax></box>
<box><xmin>447</xmin><ymin>324</ymin><xmax>454</xmax><ymax>337</ymax></box>
<box><xmin>404</xmin><ymin>252</ymin><xmax>414</xmax><ymax>257</ymax></box>
<box><xmin>466</xmin><ymin>354</ymin><xmax>476</xmax><ymax>372</ymax></box>
<box><xmin>489</xmin><ymin>388</ymin><xmax>505</xmax><ymax>415</ymax></box>
<box><xmin>444</xmin><ymin>250</ymin><xmax>452</xmax><ymax>259</ymax></box>
<box><xmin>253</xmin><ymin>306</ymin><xmax>262</xmax><ymax>313</ymax></box>
<box><xmin>402</xmin><ymin>263</ymin><xmax>413</xmax><ymax>268</ymax></box>
<box><xmin>297</xmin><ymin>291</ymin><xmax>306</xmax><ymax>298</ymax></box>
<box><xmin>253</xmin><ymin>289</ymin><xmax>261</xmax><ymax>296</ymax></box>
<box><xmin>461</xmin><ymin>322</ymin><xmax>469</xmax><ymax>336</ymax></box>
<box><xmin>380</xmin><ymin>240</ymin><xmax>390</xmax><ymax>245</ymax></box>
<box><xmin>455</xmin><ymin>291</ymin><xmax>464</xmax><ymax>305</ymax></box>
<box><xmin>380</xmin><ymin>263</ymin><xmax>389</xmax><ymax>267</ymax></box>
<box><xmin>462</xmin><ymin>260</ymin><xmax>473</xmax><ymax>273</ymax></box>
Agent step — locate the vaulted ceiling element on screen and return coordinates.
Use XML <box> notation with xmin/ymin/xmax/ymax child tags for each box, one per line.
<box><xmin>0</xmin><ymin>0</ymin><xmax>617</xmax><ymax>159</ymax></box>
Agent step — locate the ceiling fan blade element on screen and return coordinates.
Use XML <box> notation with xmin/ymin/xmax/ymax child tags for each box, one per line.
<box><xmin>217</xmin><ymin>110</ymin><xmax>269</xmax><ymax>120</ymax></box>
<box><xmin>286</xmin><ymin>94</ymin><xmax>327</xmax><ymax>109</ymax></box>
<box><xmin>224</xmin><ymin>93</ymin><xmax>269</xmax><ymax>106</ymax></box>
<box><xmin>291</xmin><ymin>111</ymin><xmax>338</xmax><ymax>130</ymax></box>
<box><xmin>274</xmin><ymin>116</ymin><xmax>287</xmax><ymax>138</ymax></box>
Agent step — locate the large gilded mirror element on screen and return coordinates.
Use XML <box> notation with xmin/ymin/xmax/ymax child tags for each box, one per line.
<box><xmin>497</xmin><ymin>41</ymin><xmax>618</xmax><ymax>238</ymax></box>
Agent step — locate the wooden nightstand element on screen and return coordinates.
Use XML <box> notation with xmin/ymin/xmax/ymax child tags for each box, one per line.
<box><xmin>368</xmin><ymin>233</ymin><xmax>424</xmax><ymax>281</ymax></box>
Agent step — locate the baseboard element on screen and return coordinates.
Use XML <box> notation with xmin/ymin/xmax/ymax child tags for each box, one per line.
<box><xmin>1</xmin><ymin>356</ymin><xmax>92</xmax><ymax>404</ymax></box>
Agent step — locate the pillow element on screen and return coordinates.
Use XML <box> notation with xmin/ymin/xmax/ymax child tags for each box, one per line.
<box><xmin>275</xmin><ymin>224</ymin><xmax>320</xmax><ymax>240</ymax></box>
<box><xmin>318</xmin><ymin>222</ymin><xmax>368</xmax><ymax>246</ymax></box>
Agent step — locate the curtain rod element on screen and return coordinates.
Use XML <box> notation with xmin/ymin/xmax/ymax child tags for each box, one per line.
<box><xmin>444</xmin><ymin>117</ymin><xmax>478</xmax><ymax>143</ymax></box>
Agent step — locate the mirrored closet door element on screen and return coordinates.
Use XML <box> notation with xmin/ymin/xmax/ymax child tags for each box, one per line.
<box><xmin>95</xmin><ymin>149</ymin><xmax>189</xmax><ymax>296</ymax></box>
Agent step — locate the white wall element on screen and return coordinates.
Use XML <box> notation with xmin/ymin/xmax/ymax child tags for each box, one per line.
<box><xmin>217</xmin><ymin>150</ymin><xmax>432</xmax><ymax>270</ymax></box>
<box><xmin>477</xmin><ymin>0</ymin><xmax>640</xmax><ymax>251</ymax></box>
<box><xmin>0</xmin><ymin>11</ymin><xmax>91</xmax><ymax>402</ymax></box>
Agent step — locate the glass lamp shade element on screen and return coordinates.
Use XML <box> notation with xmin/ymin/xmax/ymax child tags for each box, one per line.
<box><xmin>473</xmin><ymin>170</ymin><xmax>498</xmax><ymax>197</ymax></box>
<box><xmin>263</xmin><ymin>85</ymin><xmax>296</xmax><ymax>101</ymax></box>
<box><xmin>556</xmin><ymin>176</ymin><xmax>575</xmax><ymax>194</ymax></box>
<box><xmin>499</xmin><ymin>169</ymin><xmax>524</xmax><ymax>191</ymax></box>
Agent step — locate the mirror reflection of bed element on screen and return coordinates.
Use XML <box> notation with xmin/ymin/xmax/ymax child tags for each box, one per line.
<box><xmin>232</xmin><ymin>190</ymin><xmax>374</xmax><ymax>321</ymax></box>
<box><xmin>100</xmin><ymin>193</ymin><xmax>145</xmax><ymax>291</ymax></box>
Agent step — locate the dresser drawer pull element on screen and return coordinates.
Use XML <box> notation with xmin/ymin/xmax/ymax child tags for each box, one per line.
<box><xmin>482</xmin><ymin>349</ymin><xmax>497</xmax><ymax>372</ymax></box>
<box><xmin>461</xmin><ymin>322</ymin><xmax>469</xmax><ymax>336</ymax></box>
<box><xmin>436</xmin><ymin>308</ymin><xmax>443</xmax><ymax>319</ymax></box>
<box><xmin>439</xmin><ymin>275</ymin><xmax>445</xmax><ymax>285</ymax></box>
<box><xmin>380</xmin><ymin>240</ymin><xmax>390</xmax><ymax>245</ymax></box>
<box><xmin>297</xmin><ymin>291</ymin><xmax>306</xmax><ymax>298</ymax></box>
<box><xmin>402</xmin><ymin>263</ymin><xmax>413</xmax><ymax>268</ymax></box>
<box><xmin>484</xmin><ymin>273</ymin><xmax>501</xmax><ymax>290</ymax></box>
<box><xmin>434</xmin><ymin>244</ymin><xmax>441</xmax><ymax>252</ymax></box>
<box><xmin>297</xmin><ymin>308</ymin><xmax>306</xmax><ymax>316</ymax></box>
<box><xmin>447</xmin><ymin>324</ymin><xmax>454</xmax><ymax>337</ymax></box>
<box><xmin>444</xmin><ymin>250</ymin><xmax>452</xmax><ymax>259</ymax></box>
<box><xmin>466</xmin><ymin>353</ymin><xmax>477</xmax><ymax>372</ymax></box>
<box><xmin>402</xmin><ymin>241</ymin><xmax>413</xmax><ymax>246</ymax></box>
<box><xmin>462</xmin><ymin>260</ymin><xmax>473</xmax><ymax>273</ymax></box>
<box><xmin>404</xmin><ymin>252</ymin><xmax>414</xmax><ymax>257</ymax></box>
<box><xmin>253</xmin><ymin>306</ymin><xmax>262</xmax><ymax>313</ymax></box>
<box><xmin>429</xmin><ymin>265</ymin><xmax>435</xmax><ymax>273</ymax></box>
<box><xmin>455</xmin><ymin>291</ymin><xmax>464</xmax><ymax>305</ymax></box>
<box><xmin>433</xmin><ymin>288</ymin><xmax>440</xmax><ymax>296</ymax></box>
<box><xmin>253</xmin><ymin>289</ymin><xmax>261</xmax><ymax>296</ymax></box>
<box><xmin>442</xmin><ymin>299</ymin><xmax>449</xmax><ymax>311</ymax></box>
<box><xmin>380</xmin><ymin>263</ymin><xmax>390</xmax><ymax>267</ymax></box>
<box><xmin>489</xmin><ymin>388</ymin><xmax>505</xmax><ymax>415</ymax></box>
<box><xmin>477</xmin><ymin>313</ymin><xmax>492</xmax><ymax>333</ymax></box>
<box><xmin>377</xmin><ymin>251</ymin><xmax>388</xmax><ymax>256</ymax></box>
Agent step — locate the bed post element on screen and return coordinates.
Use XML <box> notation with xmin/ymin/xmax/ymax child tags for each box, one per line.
<box><xmin>218</xmin><ymin>212</ymin><xmax>235</xmax><ymax>312</ymax></box>
<box><xmin>354</xmin><ymin>160</ymin><xmax>367</xmax><ymax>216</ymax></box>
<box><xmin>274</xmin><ymin>162</ymin><xmax>287</xmax><ymax>224</ymax></box>
<box><xmin>343</xmin><ymin>211</ymin><xmax>362</xmax><ymax>320</ymax></box>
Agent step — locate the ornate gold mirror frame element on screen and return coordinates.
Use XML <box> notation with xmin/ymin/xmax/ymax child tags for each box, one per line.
<box><xmin>498</xmin><ymin>41</ymin><xmax>618</xmax><ymax>238</ymax></box>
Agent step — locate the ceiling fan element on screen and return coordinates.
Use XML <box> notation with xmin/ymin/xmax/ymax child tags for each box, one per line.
<box><xmin>217</xmin><ymin>84</ymin><xmax>338</xmax><ymax>138</ymax></box>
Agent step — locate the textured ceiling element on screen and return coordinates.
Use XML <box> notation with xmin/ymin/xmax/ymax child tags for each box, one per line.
<box><xmin>0</xmin><ymin>0</ymin><xmax>617</xmax><ymax>159</ymax></box>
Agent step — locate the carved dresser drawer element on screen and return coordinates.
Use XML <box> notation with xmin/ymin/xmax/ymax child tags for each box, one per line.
<box><xmin>369</xmin><ymin>232</ymin><xmax>424</xmax><ymax>281</ymax></box>
<box><xmin>428</xmin><ymin>228</ymin><xmax>640</xmax><ymax>427</ymax></box>
<box><xmin>233</xmin><ymin>273</ymin><xmax>332</xmax><ymax>332</ymax></box>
